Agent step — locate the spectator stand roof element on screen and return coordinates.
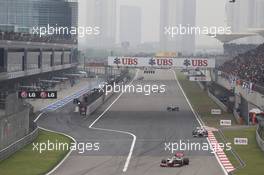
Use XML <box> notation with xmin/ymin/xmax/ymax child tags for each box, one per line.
<box><xmin>208</xmin><ymin>33</ymin><xmax>257</xmax><ymax>43</ymax></box>
<box><xmin>248</xmin><ymin>28</ymin><xmax>264</xmax><ymax>38</ymax></box>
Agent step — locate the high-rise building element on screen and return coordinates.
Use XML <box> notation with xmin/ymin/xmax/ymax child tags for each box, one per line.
<box><xmin>0</xmin><ymin>0</ymin><xmax>78</xmax><ymax>33</ymax></box>
<box><xmin>225</xmin><ymin>0</ymin><xmax>264</xmax><ymax>43</ymax></box>
<box><xmin>86</xmin><ymin>0</ymin><xmax>116</xmax><ymax>48</ymax></box>
<box><xmin>119</xmin><ymin>5</ymin><xmax>142</xmax><ymax>47</ymax></box>
<box><xmin>256</xmin><ymin>0</ymin><xmax>264</xmax><ymax>28</ymax></box>
<box><xmin>225</xmin><ymin>0</ymin><xmax>256</xmax><ymax>33</ymax></box>
<box><xmin>160</xmin><ymin>0</ymin><xmax>196</xmax><ymax>55</ymax></box>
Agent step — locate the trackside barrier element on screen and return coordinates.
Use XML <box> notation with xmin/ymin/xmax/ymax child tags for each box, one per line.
<box><xmin>216</xmin><ymin>76</ymin><xmax>264</xmax><ymax>109</ymax></box>
<box><xmin>233</xmin><ymin>109</ymin><xmax>242</xmax><ymax>124</ymax></box>
<box><xmin>86</xmin><ymin>92</ymin><xmax>114</xmax><ymax>116</ymax></box>
<box><xmin>85</xmin><ymin>72</ymin><xmax>132</xmax><ymax>116</ymax></box>
<box><xmin>0</xmin><ymin>126</ymin><xmax>39</xmax><ymax>161</ymax></box>
<box><xmin>195</xmin><ymin>81</ymin><xmax>228</xmax><ymax>112</ymax></box>
<box><xmin>256</xmin><ymin>125</ymin><xmax>264</xmax><ymax>152</ymax></box>
<box><xmin>197</xmin><ymin>81</ymin><xmax>206</xmax><ymax>91</ymax></box>
<box><xmin>207</xmin><ymin>90</ymin><xmax>228</xmax><ymax>112</ymax></box>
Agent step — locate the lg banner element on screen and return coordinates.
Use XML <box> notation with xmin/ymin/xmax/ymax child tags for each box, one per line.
<box><xmin>18</xmin><ymin>91</ymin><xmax>57</xmax><ymax>99</ymax></box>
<box><xmin>108</xmin><ymin>57</ymin><xmax>215</xmax><ymax>68</ymax></box>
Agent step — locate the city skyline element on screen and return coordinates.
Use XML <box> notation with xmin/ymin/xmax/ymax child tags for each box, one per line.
<box><xmin>119</xmin><ymin>5</ymin><xmax>142</xmax><ymax>47</ymax></box>
<box><xmin>159</xmin><ymin>0</ymin><xmax>196</xmax><ymax>54</ymax></box>
<box><xmin>79</xmin><ymin>0</ymin><xmax>264</xmax><ymax>50</ymax></box>
<box><xmin>79</xmin><ymin>0</ymin><xmax>227</xmax><ymax>49</ymax></box>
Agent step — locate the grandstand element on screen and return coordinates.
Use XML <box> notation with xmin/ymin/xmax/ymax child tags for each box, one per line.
<box><xmin>223</xmin><ymin>43</ymin><xmax>258</xmax><ymax>57</ymax></box>
<box><xmin>219</xmin><ymin>43</ymin><xmax>264</xmax><ymax>88</ymax></box>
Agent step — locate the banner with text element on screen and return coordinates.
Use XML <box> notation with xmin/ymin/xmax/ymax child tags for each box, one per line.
<box><xmin>108</xmin><ymin>57</ymin><xmax>215</xmax><ymax>68</ymax></box>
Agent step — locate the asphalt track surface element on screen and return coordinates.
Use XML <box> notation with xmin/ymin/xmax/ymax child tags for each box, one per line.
<box><xmin>38</xmin><ymin>69</ymin><xmax>224</xmax><ymax>175</ymax></box>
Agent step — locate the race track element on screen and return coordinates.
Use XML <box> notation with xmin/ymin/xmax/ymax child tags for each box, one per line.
<box><xmin>38</xmin><ymin>69</ymin><xmax>225</xmax><ymax>175</ymax></box>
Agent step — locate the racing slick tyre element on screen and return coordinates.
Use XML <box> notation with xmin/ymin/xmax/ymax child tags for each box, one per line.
<box><xmin>161</xmin><ymin>159</ymin><xmax>167</xmax><ymax>164</ymax></box>
<box><xmin>160</xmin><ymin>159</ymin><xmax>167</xmax><ymax>167</ymax></box>
<box><xmin>183</xmin><ymin>158</ymin><xmax>189</xmax><ymax>165</ymax></box>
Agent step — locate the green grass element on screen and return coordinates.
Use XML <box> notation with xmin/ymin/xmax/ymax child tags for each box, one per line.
<box><xmin>176</xmin><ymin>71</ymin><xmax>237</xmax><ymax>127</ymax></box>
<box><xmin>176</xmin><ymin>71</ymin><xmax>264</xmax><ymax>174</ymax></box>
<box><xmin>213</xmin><ymin>131</ymin><xmax>241</xmax><ymax>169</ymax></box>
<box><xmin>0</xmin><ymin>130</ymin><xmax>72</xmax><ymax>175</ymax></box>
<box><xmin>220</xmin><ymin>127</ymin><xmax>264</xmax><ymax>175</ymax></box>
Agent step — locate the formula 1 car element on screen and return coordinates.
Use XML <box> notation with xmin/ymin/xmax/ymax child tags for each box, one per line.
<box><xmin>137</xmin><ymin>76</ymin><xmax>144</xmax><ymax>81</ymax></box>
<box><xmin>160</xmin><ymin>152</ymin><xmax>189</xmax><ymax>167</ymax></box>
<box><xmin>192</xmin><ymin>127</ymin><xmax>208</xmax><ymax>137</ymax></box>
<box><xmin>167</xmin><ymin>105</ymin><xmax>179</xmax><ymax>112</ymax></box>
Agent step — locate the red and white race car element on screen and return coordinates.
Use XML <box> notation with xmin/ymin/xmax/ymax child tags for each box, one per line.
<box><xmin>160</xmin><ymin>152</ymin><xmax>189</xmax><ymax>167</ymax></box>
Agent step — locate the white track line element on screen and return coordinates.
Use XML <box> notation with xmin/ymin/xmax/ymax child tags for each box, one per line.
<box><xmin>89</xmin><ymin>70</ymin><xmax>139</xmax><ymax>173</ymax></box>
<box><xmin>35</xmin><ymin>113</ymin><xmax>77</xmax><ymax>175</ymax></box>
<box><xmin>171</xmin><ymin>70</ymin><xmax>228</xmax><ymax>175</ymax></box>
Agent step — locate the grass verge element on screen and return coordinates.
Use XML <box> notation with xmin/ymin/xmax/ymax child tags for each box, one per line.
<box><xmin>217</xmin><ymin>127</ymin><xmax>264</xmax><ymax>175</ymax></box>
<box><xmin>176</xmin><ymin>71</ymin><xmax>236</xmax><ymax>128</ymax></box>
<box><xmin>176</xmin><ymin>71</ymin><xmax>264</xmax><ymax>175</ymax></box>
<box><xmin>0</xmin><ymin>129</ymin><xmax>72</xmax><ymax>175</ymax></box>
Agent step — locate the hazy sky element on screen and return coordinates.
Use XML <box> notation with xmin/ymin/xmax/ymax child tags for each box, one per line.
<box><xmin>79</xmin><ymin>0</ymin><xmax>227</xmax><ymax>48</ymax></box>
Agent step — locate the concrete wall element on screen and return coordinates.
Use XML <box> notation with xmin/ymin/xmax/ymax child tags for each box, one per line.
<box><xmin>86</xmin><ymin>92</ymin><xmax>114</xmax><ymax>116</ymax></box>
<box><xmin>207</xmin><ymin>90</ymin><xmax>228</xmax><ymax>112</ymax></box>
<box><xmin>27</xmin><ymin>52</ymin><xmax>39</xmax><ymax>69</ymax></box>
<box><xmin>4</xmin><ymin>94</ymin><xmax>25</xmax><ymax>116</ymax></box>
<box><xmin>0</xmin><ymin>127</ymin><xmax>38</xmax><ymax>161</ymax></box>
<box><xmin>0</xmin><ymin>107</ymin><xmax>30</xmax><ymax>150</ymax></box>
<box><xmin>54</xmin><ymin>52</ymin><xmax>62</xmax><ymax>66</ymax></box>
<box><xmin>233</xmin><ymin>109</ymin><xmax>241</xmax><ymax>124</ymax></box>
<box><xmin>42</xmin><ymin>52</ymin><xmax>52</xmax><ymax>68</ymax></box>
<box><xmin>217</xmin><ymin>76</ymin><xmax>264</xmax><ymax>109</ymax></box>
<box><xmin>64</xmin><ymin>52</ymin><xmax>70</xmax><ymax>64</ymax></box>
<box><xmin>197</xmin><ymin>82</ymin><xmax>205</xmax><ymax>91</ymax></box>
<box><xmin>256</xmin><ymin>127</ymin><xmax>264</xmax><ymax>152</ymax></box>
<box><xmin>7</xmin><ymin>52</ymin><xmax>23</xmax><ymax>72</ymax></box>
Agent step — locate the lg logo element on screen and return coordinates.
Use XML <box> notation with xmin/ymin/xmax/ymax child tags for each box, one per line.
<box><xmin>18</xmin><ymin>91</ymin><xmax>57</xmax><ymax>99</ymax></box>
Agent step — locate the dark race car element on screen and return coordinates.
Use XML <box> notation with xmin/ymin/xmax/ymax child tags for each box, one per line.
<box><xmin>137</xmin><ymin>76</ymin><xmax>144</xmax><ymax>81</ymax></box>
<box><xmin>167</xmin><ymin>105</ymin><xmax>179</xmax><ymax>112</ymax></box>
<box><xmin>192</xmin><ymin>127</ymin><xmax>208</xmax><ymax>137</ymax></box>
<box><xmin>160</xmin><ymin>152</ymin><xmax>189</xmax><ymax>167</ymax></box>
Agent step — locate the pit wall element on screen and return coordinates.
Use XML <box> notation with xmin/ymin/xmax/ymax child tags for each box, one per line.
<box><xmin>85</xmin><ymin>71</ymin><xmax>133</xmax><ymax>116</ymax></box>
<box><xmin>86</xmin><ymin>92</ymin><xmax>114</xmax><ymax>116</ymax></box>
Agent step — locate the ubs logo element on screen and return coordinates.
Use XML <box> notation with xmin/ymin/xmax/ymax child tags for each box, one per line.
<box><xmin>113</xmin><ymin>57</ymin><xmax>121</xmax><ymax>66</ymax></box>
<box><xmin>149</xmin><ymin>58</ymin><xmax>156</xmax><ymax>66</ymax></box>
<box><xmin>183</xmin><ymin>59</ymin><xmax>208</xmax><ymax>67</ymax></box>
<box><xmin>183</xmin><ymin>59</ymin><xmax>191</xmax><ymax>67</ymax></box>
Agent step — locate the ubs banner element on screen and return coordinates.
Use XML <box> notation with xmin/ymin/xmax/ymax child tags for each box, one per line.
<box><xmin>108</xmin><ymin>57</ymin><xmax>215</xmax><ymax>68</ymax></box>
